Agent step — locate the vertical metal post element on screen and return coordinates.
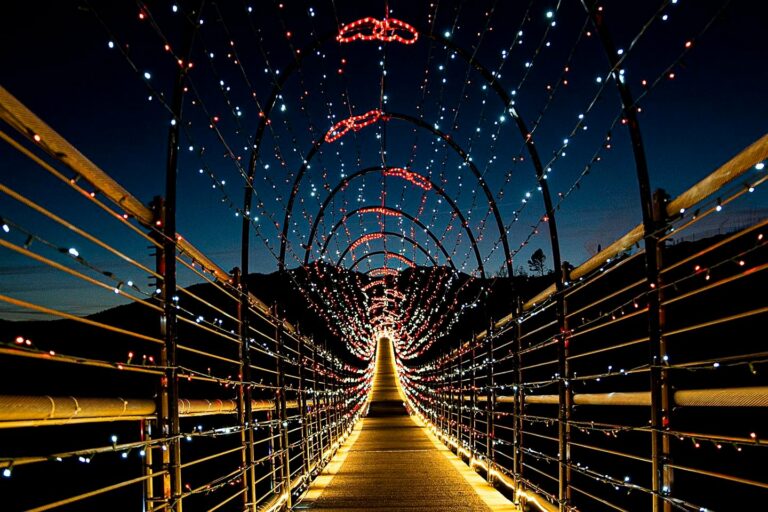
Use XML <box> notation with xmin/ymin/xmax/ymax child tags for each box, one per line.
<box><xmin>273</xmin><ymin>308</ymin><xmax>292</xmax><ymax>507</ymax></box>
<box><xmin>557</xmin><ymin>263</ymin><xmax>572</xmax><ymax>511</ymax></box>
<box><xmin>311</xmin><ymin>341</ymin><xmax>322</xmax><ymax>463</ymax></box>
<box><xmin>329</xmin><ymin>345</ymin><xmax>340</xmax><ymax>445</ymax></box>
<box><xmin>142</xmin><ymin>419</ymin><xmax>154</xmax><ymax>512</ymax></box>
<box><xmin>297</xmin><ymin>333</ymin><xmax>311</xmax><ymax>483</ymax></box>
<box><xmin>448</xmin><ymin>352</ymin><xmax>454</xmax><ymax>446</ymax></box>
<box><xmin>268</xmin><ymin>410</ymin><xmax>277</xmax><ymax>492</ymax></box>
<box><xmin>155</xmin><ymin>7</ymin><xmax>206</xmax><ymax>506</ymax></box>
<box><xmin>513</xmin><ymin>297</ymin><xmax>524</xmax><ymax>500</ymax></box>
<box><xmin>437</xmin><ymin>353</ymin><xmax>448</xmax><ymax>434</ymax></box>
<box><xmin>234</xmin><ymin>269</ymin><xmax>256</xmax><ymax>511</ymax></box>
<box><xmin>453</xmin><ymin>352</ymin><xmax>459</xmax><ymax>448</ymax></box>
<box><xmin>457</xmin><ymin>345</ymin><xmax>464</xmax><ymax>451</ymax></box>
<box><xmin>151</xmin><ymin>195</ymin><xmax>182</xmax><ymax>511</ymax></box>
<box><xmin>579</xmin><ymin>2</ymin><xmax>664</xmax><ymax>508</ymax></box>
<box><xmin>433</xmin><ymin>361</ymin><xmax>440</xmax><ymax>427</ymax></box>
<box><xmin>322</xmin><ymin>345</ymin><xmax>332</xmax><ymax>449</ymax></box>
<box><xmin>486</xmin><ymin>322</ymin><xmax>495</xmax><ymax>484</ymax></box>
<box><xmin>470</xmin><ymin>336</ymin><xmax>477</xmax><ymax>461</ymax></box>
<box><xmin>652</xmin><ymin>190</ymin><xmax>673</xmax><ymax>511</ymax></box>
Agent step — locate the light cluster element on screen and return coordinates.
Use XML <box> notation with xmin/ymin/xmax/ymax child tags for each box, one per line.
<box><xmin>336</xmin><ymin>17</ymin><xmax>419</xmax><ymax>45</ymax></box>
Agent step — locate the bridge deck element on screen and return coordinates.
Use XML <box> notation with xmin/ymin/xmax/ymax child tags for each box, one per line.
<box><xmin>297</xmin><ymin>339</ymin><xmax>517</xmax><ymax>511</ymax></box>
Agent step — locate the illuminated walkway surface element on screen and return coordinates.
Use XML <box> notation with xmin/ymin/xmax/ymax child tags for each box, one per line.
<box><xmin>297</xmin><ymin>338</ymin><xmax>517</xmax><ymax>511</ymax></box>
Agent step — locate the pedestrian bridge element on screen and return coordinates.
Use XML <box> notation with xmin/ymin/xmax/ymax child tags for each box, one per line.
<box><xmin>1</xmin><ymin>2</ymin><xmax>767</xmax><ymax>511</ymax></box>
<box><xmin>298</xmin><ymin>337</ymin><xmax>516</xmax><ymax>511</ymax></box>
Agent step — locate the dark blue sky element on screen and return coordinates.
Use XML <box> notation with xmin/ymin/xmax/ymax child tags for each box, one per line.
<box><xmin>1</xmin><ymin>0</ymin><xmax>766</xmax><ymax>317</ymax></box>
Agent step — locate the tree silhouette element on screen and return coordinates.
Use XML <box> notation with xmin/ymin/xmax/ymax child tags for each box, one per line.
<box><xmin>527</xmin><ymin>248</ymin><xmax>547</xmax><ymax>276</ymax></box>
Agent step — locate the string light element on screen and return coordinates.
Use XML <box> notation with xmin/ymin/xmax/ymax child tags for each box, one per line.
<box><xmin>337</xmin><ymin>17</ymin><xmax>419</xmax><ymax>45</ymax></box>
<box><xmin>324</xmin><ymin>109</ymin><xmax>388</xmax><ymax>143</ymax></box>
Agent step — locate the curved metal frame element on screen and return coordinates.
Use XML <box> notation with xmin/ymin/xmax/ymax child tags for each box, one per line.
<box><xmin>579</xmin><ymin>3</ymin><xmax>664</xmax><ymax>511</ymax></box>
<box><xmin>316</xmin><ymin>205</ymin><xmax>471</xmax><ymax>275</ymax></box>
<box><xmin>305</xmin><ymin>165</ymin><xmax>479</xmax><ymax>270</ymax></box>
<box><xmin>337</xmin><ymin>231</ymin><xmax>439</xmax><ymax>267</ymax></box>
<box><xmin>276</xmin><ymin>112</ymin><xmax>499</xmax><ymax>276</ymax></box>
<box><xmin>348</xmin><ymin>250</ymin><xmax>416</xmax><ymax>271</ymax></box>
<box><xmin>240</xmin><ymin>25</ymin><xmax>564</xmax><ymax>282</ymax></box>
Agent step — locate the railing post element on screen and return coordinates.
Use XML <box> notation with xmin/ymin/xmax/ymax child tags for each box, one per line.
<box><xmin>234</xmin><ymin>269</ymin><xmax>256</xmax><ymax>511</ymax></box>
<box><xmin>651</xmin><ymin>190</ymin><xmax>673</xmax><ymax>511</ymax></box>
<box><xmin>329</xmin><ymin>345</ymin><xmax>340</xmax><ymax>445</ymax></box>
<box><xmin>296</xmin><ymin>332</ymin><xmax>311</xmax><ymax>485</ymax></box>
<box><xmin>557</xmin><ymin>263</ymin><xmax>572</xmax><ymax>511</ymax></box>
<box><xmin>448</xmin><ymin>351</ymin><xmax>454</xmax><ymax>446</ymax></box>
<box><xmin>322</xmin><ymin>345</ymin><xmax>332</xmax><ymax>454</ymax></box>
<box><xmin>457</xmin><ymin>342</ymin><xmax>464</xmax><ymax>452</ymax></box>
<box><xmin>470</xmin><ymin>334</ymin><xmax>477</xmax><ymax>462</ymax></box>
<box><xmin>486</xmin><ymin>321</ymin><xmax>495</xmax><ymax>485</ymax></box>
<box><xmin>273</xmin><ymin>306</ymin><xmax>292</xmax><ymax>508</ymax></box>
<box><xmin>580</xmin><ymin>2</ymin><xmax>665</xmax><ymax>508</ymax></box>
<box><xmin>142</xmin><ymin>419</ymin><xmax>155</xmax><ymax>512</ymax></box>
<box><xmin>439</xmin><ymin>352</ymin><xmax>446</xmax><ymax>436</ymax></box>
<box><xmin>268</xmin><ymin>409</ymin><xmax>277</xmax><ymax>492</ymax></box>
<box><xmin>513</xmin><ymin>297</ymin><xmax>524</xmax><ymax>502</ymax></box>
<box><xmin>151</xmin><ymin>196</ymin><xmax>182</xmax><ymax>511</ymax></box>
<box><xmin>311</xmin><ymin>340</ymin><xmax>321</xmax><ymax>465</ymax></box>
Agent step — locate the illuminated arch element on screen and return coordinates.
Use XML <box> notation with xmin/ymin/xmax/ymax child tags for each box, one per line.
<box><xmin>275</xmin><ymin>114</ymin><xmax>505</xmax><ymax>277</ymax></box>
<box><xmin>337</xmin><ymin>231</ymin><xmax>440</xmax><ymax>268</ymax></box>
<box><xmin>314</xmin><ymin>205</ymin><xmax>481</xmax><ymax>276</ymax></box>
<box><xmin>239</xmin><ymin>26</ymin><xmax>563</xmax><ymax>280</ymax></box>
<box><xmin>349</xmin><ymin>250</ymin><xmax>415</xmax><ymax>271</ymax></box>
<box><xmin>304</xmin><ymin>165</ymin><xmax>479</xmax><ymax>271</ymax></box>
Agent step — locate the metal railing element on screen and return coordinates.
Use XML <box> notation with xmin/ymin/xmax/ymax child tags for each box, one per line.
<box><xmin>399</xmin><ymin>134</ymin><xmax>768</xmax><ymax>512</ymax></box>
<box><xmin>0</xmin><ymin>86</ymin><xmax>371</xmax><ymax>511</ymax></box>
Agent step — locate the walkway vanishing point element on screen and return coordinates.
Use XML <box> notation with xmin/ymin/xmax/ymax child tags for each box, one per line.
<box><xmin>297</xmin><ymin>338</ymin><xmax>517</xmax><ymax>511</ymax></box>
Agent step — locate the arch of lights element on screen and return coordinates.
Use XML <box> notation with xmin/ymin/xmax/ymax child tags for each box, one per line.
<box><xmin>304</xmin><ymin>165</ymin><xmax>481</xmax><ymax>274</ymax></box>
<box><xmin>240</xmin><ymin>20</ymin><xmax>571</xmax><ymax>282</ymax></box>
<box><xmin>349</xmin><ymin>250</ymin><xmax>416</xmax><ymax>271</ymax></box>
<box><xmin>277</xmin><ymin>110</ymin><xmax>506</xmax><ymax>277</ymax></box>
<box><xmin>234</xmin><ymin>15</ymin><xmax>579</xmax><ymax>359</ymax></box>
<box><xmin>314</xmin><ymin>205</ymin><xmax>477</xmax><ymax>274</ymax></box>
<box><xmin>337</xmin><ymin>231</ymin><xmax>440</xmax><ymax>268</ymax></box>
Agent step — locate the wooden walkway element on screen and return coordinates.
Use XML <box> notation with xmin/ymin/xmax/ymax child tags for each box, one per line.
<box><xmin>296</xmin><ymin>338</ymin><xmax>517</xmax><ymax>511</ymax></box>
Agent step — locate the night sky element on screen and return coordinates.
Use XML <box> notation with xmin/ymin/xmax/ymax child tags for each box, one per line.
<box><xmin>1</xmin><ymin>0</ymin><xmax>766</xmax><ymax>322</ymax></box>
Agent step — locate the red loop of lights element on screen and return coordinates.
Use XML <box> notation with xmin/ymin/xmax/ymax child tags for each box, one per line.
<box><xmin>358</xmin><ymin>206</ymin><xmax>401</xmax><ymax>217</ymax></box>
<box><xmin>361</xmin><ymin>279</ymin><xmax>386</xmax><ymax>291</ymax></box>
<box><xmin>382</xmin><ymin>167</ymin><xmax>433</xmax><ymax>191</ymax></box>
<box><xmin>386</xmin><ymin>252</ymin><xmax>415</xmax><ymax>268</ymax></box>
<box><xmin>324</xmin><ymin>109</ymin><xmax>387</xmax><ymax>143</ymax></box>
<box><xmin>349</xmin><ymin>232</ymin><xmax>385</xmax><ymax>252</ymax></box>
<box><xmin>336</xmin><ymin>17</ymin><xmax>419</xmax><ymax>45</ymax></box>
<box><xmin>385</xmin><ymin>289</ymin><xmax>406</xmax><ymax>300</ymax></box>
<box><xmin>368</xmin><ymin>267</ymin><xmax>399</xmax><ymax>277</ymax></box>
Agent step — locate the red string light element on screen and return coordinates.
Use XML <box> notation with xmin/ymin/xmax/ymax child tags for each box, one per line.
<box><xmin>358</xmin><ymin>206</ymin><xmax>402</xmax><ymax>217</ymax></box>
<box><xmin>349</xmin><ymin>232</ymin><xmax>385</xmax><ymax>252</ymax></box>
<box><xmin>324</xmin><ymin>109</ymin><xmax>387</xmax><ymax>143</ymax></box>
<box><xmin>362</xmin><ymin>279</ymin><xmax>387</xmax><ymax>291</ymax></box>
<box><xmin>386</xmin><ymin>252</ymin><xmax>415</xmax><ymax>268</ymax></box>
<box><xmin>368</xmin><ymin>267</ymin><xmax>400</xmax><ymax>277</ymax></box>
<box><xmin>382</xmin><ymin>167</ymin><xmax>433</xmax><ymax>191</ymax></box>
<box><xmin>337</xmin><ymin>17</ymin><xmax>419</xmax><ymax>45</ymax></box>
